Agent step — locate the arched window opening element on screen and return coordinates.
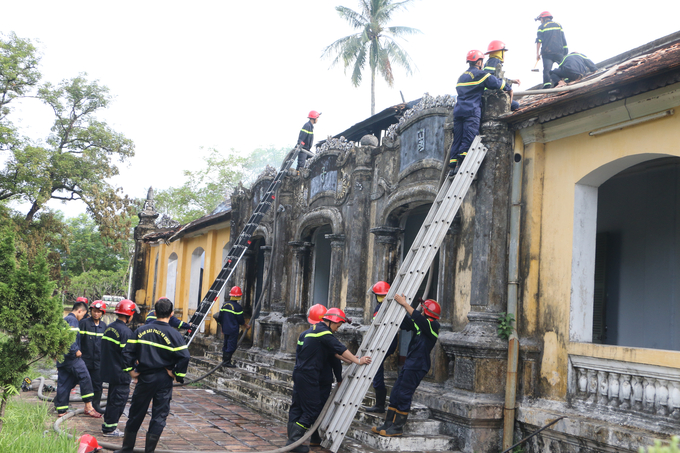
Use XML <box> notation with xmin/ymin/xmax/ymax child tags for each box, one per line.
<box><xmin>189</xmin><ymin>247</ymin><xmax>205</xmax><ymax>311</ymax></box>
<box><xmin>166</xmin><ymin>253</ymin><xmax>178</xmax><ymax>303</ymax></box>
<box><xmin>311</xmin><ymin>225</ymin><xmax>333</xmax><ymax>307</ymax></box>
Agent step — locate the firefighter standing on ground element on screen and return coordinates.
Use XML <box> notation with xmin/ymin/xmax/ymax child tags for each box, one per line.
<box><xmin>115</xmin><ymin>298</ymin><xmax>191</xmax><ymax>453</ymax></box>
<box><xmin>364</xmin><ymin>281</ymin><xmax>398</xmax><ymax>414</ymax></box>
<box><xmin>100</xmin><ymin>299</ymin><xmax>136</xmax><ymax>437</ymax></box>
<box><xmin>535</xmin><ymin>11</ymin><xmax>568</xmax><ymax>89</ymax></box>
<box><xmin>373</xmin><ymin>295</ymin><xmax>441</xmax><ymax>437</ymax></box>
<box><xmin>483</xmin><ymin>40</ymin><xmax>520</xmax><ymax>111</ymax></box>
<box><xmin>287</xmin><ymin>307</ymin><xmax>371</xmax><ymax>453</ymax></box>
<box><xmin>54</xmin><ymin>300</ymin><xmax>101</xmax><ymax>419</ymax></box>
<box><xmin>79</xmin><ymin>300</ymin><xmax>107</xmax><ymax>414</ymax></box>
<box><xmin>215</xmin><ymin>286</ymin><xmax>249</xmax><ymax>368</ymax></box>
<box><xmin>448</xmin><ymin>50</ymin><xmax>507</xmax><ymax>176</ymax></box>
<box><xmin>297</xmin><ymin>110</ymin><xmax>320</xmax><ymax>170</ymax></box>
<box><xmin>298</xmin><ymin>304</ymin><xmax>347</xmax><ymax>447</ymax></box>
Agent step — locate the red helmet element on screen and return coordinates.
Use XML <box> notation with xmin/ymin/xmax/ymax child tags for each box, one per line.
<box><xmin>422</xmin><ymin>299</ymin><xmax>441</xmax><ymax>319</ymax></box>
<box><xmin>307</xmin><ymin>304</ymin><xmax>328</xmax><ymax>324</ymax></box>
<box><xmin>466</xmin><ymin>50</ymin><xmax>485</xmax><ymax>63</ymax></box>
<box><xmin>114</xmin><ymin>299</ymin><xmax>136</xmax><ymax>317</ymax></box>
<box><xmin>229</xmin><ymin>286</ymin><xmax>242</xmax><ymax>298</ymax></box>
<box><xmin>372</xmin><ymin>281</ymin><xmax>390</xmax><ymax>296</ymax></box>
<box><xmin>308</xmin><ymin>110</ymin><xmax>321</xmax><ymax>119</ymax></box>
<box><xmin>77</xmin><ymin>434</ymin><xmax>102</xmax><ymax>453</ymax></box>
<box><xmin>76</xmin><ymin>296</ymin><xmax>89</xmax><ymax>303</ymax></box>
<box><xmin>485</xmin><ymin>40</ymin><xmax>508</xmax><ymax>54</ymax></box>
<box><xmin>90</xmin><ymin>300</ymin><xmax>106</xmax><ymax>313</ymax></box>
<box><xmin>323</xmin><ymin>307</ymin><xmax>349</xmax><ymax>324</ymax></box>
<box><xmin>535</xmin><ymin>11</ymin><xmax>552</xmax><ymax>20</ymax></box>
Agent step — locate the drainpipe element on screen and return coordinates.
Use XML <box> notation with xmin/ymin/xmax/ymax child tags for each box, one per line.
<box><xmin>503</xmin><ymin>143</ymin><xmax>524</xmax><ymax>449</ymax></box>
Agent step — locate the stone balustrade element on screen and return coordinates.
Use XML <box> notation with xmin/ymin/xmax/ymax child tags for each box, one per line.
<box><xmin>569</xmin><ymin>355</ymin><xmax>680</xmax><ymax>420</ymax></box>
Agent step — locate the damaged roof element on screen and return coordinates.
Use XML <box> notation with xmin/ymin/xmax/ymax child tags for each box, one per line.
<box><xmin>503</xmin><ymin>34</ymin><xmax>680</xmax><ymax>128</ymax></box>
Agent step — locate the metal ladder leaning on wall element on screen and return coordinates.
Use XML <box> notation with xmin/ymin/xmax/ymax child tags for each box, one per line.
<box><xmin>319</xmin><ymin>136</ymin><xmax>488</xmax><ymax>452</ymax></box>
<box><xmin>182</xmin><ymin>146</ymin><xmax>304</xmax><ymax>346</ymax></box>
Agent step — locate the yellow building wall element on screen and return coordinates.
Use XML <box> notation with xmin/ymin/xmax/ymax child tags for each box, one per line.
<box><xmin>143</xmin><ymin>224</ymin><xmax>231</xmax><ymax>335</ymax></box>
<box><xmin>522</xmin><ymin>104</ymin><xmax>680</xmax><ymax>401</ymax></box>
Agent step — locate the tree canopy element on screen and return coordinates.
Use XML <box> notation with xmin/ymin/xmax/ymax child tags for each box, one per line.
<box><xmin>0</xmin><ymin>32</ymin><xmax>135</xmax><ymax>245</ymax></box>
<box><xmin>322</xmin><ymin>0</ymin><xmax>420</xmax><ymax>115</ymax></box>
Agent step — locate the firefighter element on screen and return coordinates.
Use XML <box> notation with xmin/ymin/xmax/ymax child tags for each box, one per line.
<box><xmin>145</xmin><ymin>308</ymin><xmax>194</xmax><ymax>331</ymax></box>
<box><xmin>215</xmin><ymin>286</ymin><xmax>249</xmax><ymax>368</ymax></box>
<box><xmin>535</xmin><ymin>11</ymin><xmax>569</xmax><ymax>89</ymax></box>
<box><xmin>54</xmin><ymin>300</ymin><xmax>102</xmax><ymax>419</ymax></box>
<box><xmin>373</xmin><ymin>295</ymin><xmax>440</xmax><ymax>437</ymax></box>
<box><xmin>297</xmin><ymin>111</ymin><xmax>320</xmax><ymax>170</ymax></box>
<box><xmin>299</xmin><ymin>305</ymin><xmax>347</xmax><ymax>448</ymax></box>
<box><xmin>550</xmin><ymin>52</ymin><xmax>597</xmax><ymax>86</ymax></box>
<box><xmin>483</xmin><ymin>40</ymin><xmax>520</xmax><ymax>111</ymax></box>
<box><xmin>116</xmin><ymin>298</ymin><xmax>190</xmax><ymax>453</ymax></box>
<box><xmin>101</xmin><ymin>299</ymin><xmax>136</xmax><ymax>437</ymax></box>
<box><xmin>287</xmin><ymin>307</ymin><xmax>371</xmax><ymax>453</ymax></box>
<box><xmin>364</xmin><ymin>281</ymin><xmax>398</xmax><ymax>413</ymax></box>
<box><xmin>79</xmin><ymin>300</ymin><xmax>107</xmax><ymax>414</ymax></box>
<box><xmin>448</xmin><ymin>50</ymin><xmax>507</xmax><ymax>176</ymax></box>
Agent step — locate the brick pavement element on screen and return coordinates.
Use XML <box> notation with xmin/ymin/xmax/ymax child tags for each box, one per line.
<box><xmin>29</xmin><ymin>383</ymin><xmax>332</xmax><ymax>452</ymax></box>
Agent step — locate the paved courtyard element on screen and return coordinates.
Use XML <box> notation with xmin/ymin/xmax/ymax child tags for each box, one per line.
<box><xmin>25</xmin><ymin>379</ymin><xmax>331</xmax><ymax>452</ymax></box>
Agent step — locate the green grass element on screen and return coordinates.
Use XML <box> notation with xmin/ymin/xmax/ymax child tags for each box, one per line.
<box><xmin>0</xmin><ymin>399</ymin><xmax>77</xmax><ymax>453</ymax></box>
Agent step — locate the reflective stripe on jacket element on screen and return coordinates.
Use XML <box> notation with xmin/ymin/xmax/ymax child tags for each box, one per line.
<box><xmin>215</xmin><ymin>301</ymin><xmax>245</xmax><ymax>335</ymax></box>
<box><xmin>297</xmin><ymin>120</ymin><xmax>314</xmax><ymax>150</ymax></box>
<box><xmin>453</xmin><ymin>67</ymin><xmax>505</xmax><ymax>118</ymax></box>
<box><xmin>536</xmin><ymin>21</ymin><xmax>568</xmax><ymax>56</ymax></box>
<box><xmin>398</xmin><ymin>309</ymin><xmax>440</xmax><ymax>372</ymax></box>
<box><xmin>101</xmin><ymin>319</ymin><xmax>133</xmax><ymax>385</ymax></box>
<box><xmin>79</xmin><ymin>316</ymin><xmax>107</xmax><ymax>367</ymax></box>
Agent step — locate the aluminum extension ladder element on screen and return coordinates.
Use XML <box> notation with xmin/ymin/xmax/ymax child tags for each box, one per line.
<box><xmin>182</xmin><ymin>146</ymin><xmax>304</xmax><ymax>346</ymax></box>
<box><xmin>319</xmin><ymin>136</ymin><xmax>488</xmax><ymax>452</ymax></box>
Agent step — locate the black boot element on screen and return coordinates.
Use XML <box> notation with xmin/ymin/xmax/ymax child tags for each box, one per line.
<box><xmin>310</xmin><ymin>428</ymin><xmax>322</xmax><ymax>447</ymax></box>
<box><xmin>285</xmin><ymin>422</ymin><xmax>310</xmax><ymax>453</ymax></box>
<box><xmin>113</xmin><ymin>430</ymin><xmax>137</xmax><ymax>453</ymax></box>
<box><xmin>92</xmin><ymin>391</ymin><xmax>104</xmax><ymax>414</ymax></box>
<box><xmin>222</xmin><ymin>352</ymin><xmax>236</xmax><ymax>368</ymax></box>
<box><xmin>145</xmin><ymin>432</ymin><xmax>161</xmax><ymax>452</ymax></box>
<box><xmin>381</xmin><ymin>410</ymin><xmax>408</xmax><ymax>437</ymax></box>
<box><xmin>372</xmin><ymin>407</ymin><xmax>396</xmax><ymax>434</ymax></box>
<box><xmin>364</xmin><ymin>387</ymin><xmax>387</xmax><ymax>413</ymax></box>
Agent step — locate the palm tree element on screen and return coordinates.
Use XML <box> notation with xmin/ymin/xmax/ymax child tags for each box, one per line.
<box><xmin>323</xmin><ymin>0</ymin><xmax>420</xmax><ymax>116</ymax></box>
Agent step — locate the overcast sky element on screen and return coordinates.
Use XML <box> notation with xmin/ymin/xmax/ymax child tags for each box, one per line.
<box><xmin>3</xmin><ymin>1</ymin><xmax>680</xmax><ymax>218</ymax></box>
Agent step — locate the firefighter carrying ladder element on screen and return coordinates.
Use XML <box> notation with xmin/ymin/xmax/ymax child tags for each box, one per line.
<box><xmin>319</xmin><ymin>136</ymin><xmax>488</xmax><ymax>452</ymax></box>
<box><xmin>182</xmin><ymin>146</ymin><xmax>307</xmax><ymax>346</ymax></box>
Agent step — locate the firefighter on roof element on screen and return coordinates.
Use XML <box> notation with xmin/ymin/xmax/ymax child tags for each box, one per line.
<box><xmin>79</xmin><ymin>300</ymin><xmax>107</xmax><ymax>414</ymax></box>
<box><xmin>373</xmin><ymin>295</ymin><xmax>440</xmax><ymax>437</ymax></box>
<box><xmin>483</xmin><ymin>40</ymin><xmax>520</xmax><ymax>111</ymax></box>
<box><xmin>297</xmin><ymin>110</ymin><xmax>320</xmax><ymax>170</ymax></box>
<box><xmin>448</xmin><ymin>50</ymin><xmax>506</xmax><ymax>176</ymax></box>
<box><xmin>535</xmin><ymin>11</ymin><xmax>569</xmax><ymax>89</ymax></box>
<box><xmin>116</xmin><ymin>298</ymin><xmax>190</xmax><ymax>453</ymax></box>
<box><xmin>54</xmin><ymin>299</ymin><xmax>101</xmax><ymax>419</ymax></box>
<box><xmin>287</xmin><ymin>307</ymin><xmax>371</xmax><ymax>452</ymax></box>
<box><xmin>100</xmin><ymin>299</ymin><xmax>136</xmax><ymax>437</ymax></box>
<box><xmin>215</xmin><ymin>286</ymin><xmax>249</xmax><ymax>368</ymax></box>
<box><xmin>550</xmin><ymin>52</ymin><xmax>597</xmax><ymax>86</ymax></box>
<box><xmin>364</xmin><ymin>281</ymin><xmax>398</xmax><ymax>413</ymax></box>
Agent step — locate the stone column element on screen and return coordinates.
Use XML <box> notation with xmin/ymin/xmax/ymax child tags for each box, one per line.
<box><xmin>326</xmin><ymin>234</ymin><xmax>347</xmax><ymax>311</ymax></box>
<box><xmin>370</xmin><ymin>227</ymin><xmax>402</xmax><ymax>283</ymax></box>
<box><xmin>259</xmin><ymin>245</ymin><xmax>273</xmax><ymax>316</ymax></box>
<box><xmin>288</xmin><ymin>241</ymin><xmax>312</xmax><ymax>316</ymax></box>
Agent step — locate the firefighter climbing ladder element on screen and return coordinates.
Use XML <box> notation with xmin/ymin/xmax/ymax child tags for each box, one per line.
<box><xmin>182</xmin><ymin>146</ymin><xmax>304</xmax><ymax>346</ymax></box>
<box><xmin>319</xmin><ymin>136</ymin><xmax>488</xmax><ymax>452</ymax></box>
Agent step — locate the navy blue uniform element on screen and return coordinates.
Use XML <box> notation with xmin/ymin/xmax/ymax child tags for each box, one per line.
<box><xmin>550</xmin><ymin>52</ymin><xmax>597</xmax><ymax>85</ymax></box>
<box><xmin>297</xmin><ymin>120</ymin><xmax>314</xmax><ymax>169</ymax></box>
<box><xmin>536</xmin><ymin>20</ymin><xmax>568</xmax><ymax>87</ymax></box>
<box><xmin>371</xmin><ymin>304</ymin><xmax>398</xmax><ymax>390</ymax></box>
<box><xmin>145</xmin><ymin>310</ymin><xmax>188</xmax><ymax>330</ymax></box>
<box><xmin>289</xmin><ymin>322</ymin><xmax>347</xmax><ymax>429</ymax></box>
<box><xmin>388</xmin><ymin>310</ymin><xmax>439</xmax><ymax>412</ymax></box>
<box><xmin>122</xmin><ymin>320</ymin><xmax>190</xmax><ymax>437</ymax></box>
<box><xmin>54</xmin><ymin>313</ymin><xmax>94</xmax><ymax>414</ymax></box>
<box><xmin>215</xmin><ymin>300</ymin><xmax>245</xmax><ymax>357</ymax></box>
<box><xmin>79</xmin><ymin>317</ymin><xmax>107</xmax><ymax>397</ymax></box>
<box><xmin>483</xmin><ymin>57</ymin><xmax>519</xmax><ymax>111</ymax></box>
<box><xmin>448</xmin><ymin>68</ymin><xmax>505</xmax><ymax>167</ymax></box>
<box><xmin>101</xmin><ymin>319</ymin><xmax>133</xmax><ymax>434</ymax></box>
